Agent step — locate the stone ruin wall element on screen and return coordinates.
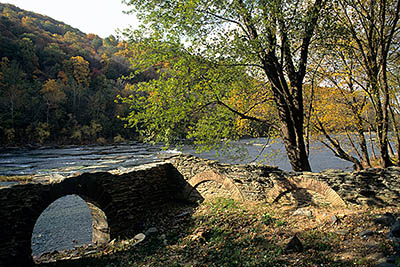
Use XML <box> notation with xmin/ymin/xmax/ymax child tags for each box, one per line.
<box><xmin>166</xmin><ymin>154</ymin><xmax>400</xmax><ymax>207</ymax></box>
<box><xmin>1</xmin><ymin>153</ymin><xmax>400</xmax><ymax>266</ymax></box>
<box><xmin>0</xmin><ymin>162</ymin><xmax>185</xmax><ymax>267</ymax></box>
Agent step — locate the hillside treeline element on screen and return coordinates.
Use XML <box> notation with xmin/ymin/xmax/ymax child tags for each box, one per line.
<box><xmin>0</xmin><ymin>3</ymin><xmax>149</xmax><ymax>146</ymax></box>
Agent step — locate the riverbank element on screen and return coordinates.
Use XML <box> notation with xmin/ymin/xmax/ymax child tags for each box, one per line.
<box><xmin>37</xmin><ymin>198</ymin><xmax>399</xmax><ymax>266</ymax></box>
<box><xmin>0</xmin><ymin>175</ymin><xmax>33</xmax><ymax>182</ymax></box>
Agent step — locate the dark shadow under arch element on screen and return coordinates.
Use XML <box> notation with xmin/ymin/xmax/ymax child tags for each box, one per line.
<box><xmin>183</xmin><ymin>170</ymin><xmax>244</xmax><ymax>202</ymax></box>
<box><xmin>267</xmin><ymin>177</ymin><xmax>346</xmax><ymax>207</ymax></box>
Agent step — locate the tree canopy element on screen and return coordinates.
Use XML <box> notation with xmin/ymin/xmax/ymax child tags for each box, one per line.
<box><xmin>121</xmin><ymin>0</ymin><xmax>331</xmax><ymax>171</ymax></box>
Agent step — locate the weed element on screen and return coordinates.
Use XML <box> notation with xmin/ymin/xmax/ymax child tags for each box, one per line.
<box><xmin>37</xmin><ymin>200</ymin><xmax>399</xmax><ymax>267</ymax></box>
<box><xmin>261</xmin><ymin>212</ymin><xmax>287</xmax><ymax>227</ymax></box>
<box><xmin>261</xmin><ymin>212</ymin><xmax>275</xmax><ymax>225</ymax></box>
<box><xmin>207</xmin><ymin>198</ymin><xmax>238</xmax><ymax>213</ymax></box>
<box><xmin>300</xmin><ymin>230</ymin><xmax>332</xmax><ymax>251</ymax></box>
<box><xmin>274</xmin><ymin>219</ymin><xmax>287</xmax><ymax>227</ymax></box>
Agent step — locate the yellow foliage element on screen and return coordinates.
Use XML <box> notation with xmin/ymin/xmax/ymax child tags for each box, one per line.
<box><xmin>70</xmin><ymin>56</ymin><xmax>90</xmax><ymax>88</ymax></box>
<box><xmin>86</xmin><ymin>33</ymin><xmax>99</xmax><ymax>40</ymax></box>
<box><xmin>226</xmin><ymin>80</ymin><xmax>277</xmax><ymax>137</ymax></box>
<box><xmin>308</xmin><ymin>85</ymin><xmax>371</xmax><ymax>134</ymax></box>
<box><xmin>40</xmin><ymin>79</ymin><xmax>66</xmax><ymax>105</ymax></box>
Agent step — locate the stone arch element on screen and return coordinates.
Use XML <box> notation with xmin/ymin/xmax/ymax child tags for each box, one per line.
<box><xmin>267</xmin><ymin>177</ymin><xmax>346</xmax><ymax>207</ymax></box>
<box><xmin>0</xmin><ymin>163</ymin><xmax>186</xmax><ymax>266</ymax></box>
<box><xmin>32</xmin><ymin>194</ymin><xmax>110</xmax><ymax>253</ymax></box>
<box><xmin>26</xmin><ymin>176</ymin><xmax>112</xmax><ymax>264</ymax></box>
<box><xmin>184</xmin><ymin>170</ymin><xmax>244</xmax><ymax>201</ymax></box>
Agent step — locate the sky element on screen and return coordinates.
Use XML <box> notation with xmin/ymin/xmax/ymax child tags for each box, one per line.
<box><xmin>1</xmin><ymin>0</ymin><xmax>139</xmax><ymax>38</ymax></box>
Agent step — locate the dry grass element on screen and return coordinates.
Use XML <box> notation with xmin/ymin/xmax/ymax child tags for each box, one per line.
<box><xmin>0</xmin><ymin>175</ymin><xmax>33</xmax><ymax>182</ymax></box>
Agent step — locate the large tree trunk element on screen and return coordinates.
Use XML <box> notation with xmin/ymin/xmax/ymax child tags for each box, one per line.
<box><xmin>261</xmin><ymin>51</ymin><xmax>312</xmax><ymax>172</ymax></box>
<box><xmin>242</xmin><ymin>0</ymin><xmax>323</xmax><ymax>172</ymax></box>
<box><xmin>280</xmin><ymin>113</ymin><xmax>312</xmax><ymax>172</ymax></box>
<box><xmin>379</xmin><ymin>55</ymin><xmax>392</xmax><ymax>168</ymax></box>
<box><xmin>271</xmin><ymin>81</ymin><xmax>311</xmax><ymax>172</ymax></box>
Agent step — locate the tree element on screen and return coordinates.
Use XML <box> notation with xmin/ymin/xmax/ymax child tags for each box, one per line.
<box><xmin>317</xmin><ymin>0</ymin><xmax>400</xmax><ymax>168</ymax></box>
<box><xmin>122</xmin><ymin>0</ymin><xmax>328</xmax><ymax>171</ymax></box>
<box><xmin>0</xmin><ymin>57</ymin><xmax>26</xmax><ymax>128</ymax></box>
<box><xmin>310</xmin><ymin>83</ymin><xmax>375</xmax><ymax>170</ymax></box>
<box><xmin>70</xmin><ymin>56</ymin><xmax>90</xmax><ymax>88</ymax></box>
<box><xmin>40</xmin><ymin>78</ymin><xmax>66</xmax><ymax>124</ymax></box>
<box><xmin>64</xmin><ymin>56</ymin><xmax>90</xmax><ymax>117</ymax></box>
<box><xmin>17</xmin><ymin>37</ymin><xmax>39</xmax><ymax>76</ymax></box>
<box><xmin>41</xmin><ymin>43</ymin><xmax>67</xmax><ymax>76</ymax></box>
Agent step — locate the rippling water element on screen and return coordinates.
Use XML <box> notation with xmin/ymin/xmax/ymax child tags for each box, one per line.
<box><xmin>0</xmin><ymin>142</ymin><xmax>163</xmax><ymax>178</ymax></box>
<box><xmin>31</xmin><ymin>195</ymin><xmax>92</xmax><ymax>256</ymax></box>
<box><xmin>0</xmin><ymin>139</ymin><xmax>353</xmax><ymax>256</ymax></box>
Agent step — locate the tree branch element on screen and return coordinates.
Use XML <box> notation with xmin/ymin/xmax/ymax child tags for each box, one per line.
<box><xmin>316</xmin><ymin>118</ymin><xmax>362</xmax><ymax>168</ymax></box>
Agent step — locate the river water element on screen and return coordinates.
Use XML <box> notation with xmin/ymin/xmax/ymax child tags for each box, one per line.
<box><xmin>0</xmin><ymin>138</ymin><xmax>353</xmax><ymax>256</ymax></box>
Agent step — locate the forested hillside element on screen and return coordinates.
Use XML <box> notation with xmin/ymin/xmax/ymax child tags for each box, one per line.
<box><xmin>0</xmin><ymin>3</ymin><xmax>142</xmax><ymax>146</ymax></box>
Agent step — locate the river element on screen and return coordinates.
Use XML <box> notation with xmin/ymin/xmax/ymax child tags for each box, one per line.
<box><xmin>0</xmin><ymin>138</ymin><xmax>353</xmax><ymax>256</ymax></box>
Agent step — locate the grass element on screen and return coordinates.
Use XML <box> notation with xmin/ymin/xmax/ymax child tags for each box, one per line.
<box><xmin>38</xmin><ymin>198</ymin><xmax>399</xmax><ymax>267</ymax></box>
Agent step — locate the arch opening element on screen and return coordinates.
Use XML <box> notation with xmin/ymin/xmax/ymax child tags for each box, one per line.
<box><xmin>185</xmin><ymin>170</ymin><xmax>244</xmax><ymax>202</ymax></box>
<box><xmin>31</xmin><ymin>194</ymin><xmax>109</xmax><ymax>262</ymax></box>
<box><xmin>188</xmin><ymin>180</ymin><xmax>235</xmax><ymax>202</ymax></box>
<box><xmin>268</xmin><ymin>178</ymin><xmax>346</xmax><ymax>207</ymax></box>
<box><xmin>274</xmin><ymin>188</ymin><xmax>332</xmax><ymax>207</ymax></box>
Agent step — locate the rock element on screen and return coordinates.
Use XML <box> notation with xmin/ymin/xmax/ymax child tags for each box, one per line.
<box><xmin>132</xmin><ymin>233</ymin><xmax>146</xmax><ymax>246</ymax></box>
<box><xmin>374</xmin><ymin>213</ymin><xmax>395</xmax><ymax>227</ymax></box>
<box><xmin>367</xmin><ymin>252</ymin><xmax>385</xmax><ymax>260</ymax></box>
<box><xmin>336</xmin><ymin>230</ymin><xmax>349</xmax><ymax>235</ymax></box>
<box><xmin>359</xmin><ymin>230</ymin><xmax>374</xmax><ymax>238</ymax></box>
<box><xmin>134</xmin><ymin>233</ymin><xmax>146</xmax><ymax>241</ymax></box>
<box><xmin>330</xmin><ymin>215</ymin><xmax>339</xmax><ymax>225</ymax></box>
<box><xmin>386</xmin><ymin>255</ymin><xmax>397</xmax><ymax>263</ymax></box>
<box><xmin>292</xmin><ymin>208</ymin><xmax>312</xmax><ymax>217</ymax></box>
<box><xmin>284</xmin><ymin>234</ymin><xmax>303</xmax><ymax>253</ymax></box>
<box><xmin>145</xmin><ymin>227</ymin><xmax>158</xmax><ymax>235</ymax></box>
<box><xmin>376</xmin><ymin>256</ymin><xmax>388</xmax><ymax>265</ymax></box>
<box><xmin>365</xmin><ymin>241</ymin><xmax>380</xmax><ymax>250</ymax></box>
<box><xmin>176</xmin><ymin>211</ymin><xmax>190</xmax><ymax>217</ymax></box>
<box><xmin>394</xmin><ymin>243</ymin><xmax>400</xmax><ymax>253</ymax></box>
